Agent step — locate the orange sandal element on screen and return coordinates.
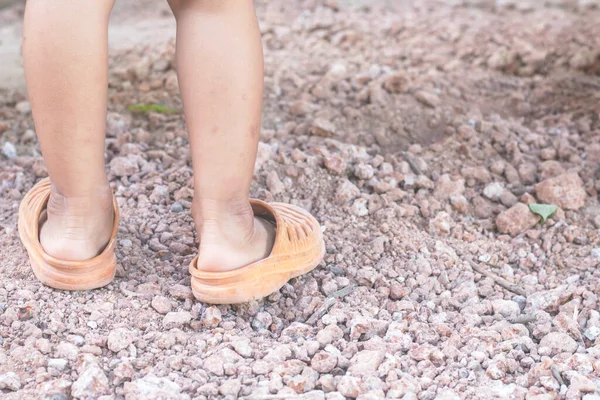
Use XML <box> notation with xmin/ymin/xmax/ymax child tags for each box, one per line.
<box><xmin>189</xmin><ymin>200</ymin><xmax>326</xmax><ymax>304</ymax></box>
<box><xmin>18</xmin><ymin>178</ymin><xmax>120</xmax><ymax>290</ymax></box>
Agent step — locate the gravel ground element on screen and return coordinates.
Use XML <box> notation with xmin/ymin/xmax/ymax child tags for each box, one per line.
<box><xmin>1</xmin><ymin>1</ymin><xmax>600</xmax><ymax>399</ymax></box>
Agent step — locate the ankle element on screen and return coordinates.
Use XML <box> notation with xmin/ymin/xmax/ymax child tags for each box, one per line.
<box><xmin>47</xmin><ymin>189</ymin><xmax>113</xmax><ymax>218</ymax></box>
<box><xmin>192</xmin><ymin>197</ymin><xmax>254</xmax><ymax>244</ymax></box>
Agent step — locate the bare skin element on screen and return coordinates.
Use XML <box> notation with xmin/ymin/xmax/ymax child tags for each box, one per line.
<box><xmin>23</xmin><ymin>0</ymin><xmax>116</xmax><ymax>261</ymax></box>
<box><xmin>24</xmin><ymin>0</ymin><xmax>274</xmax><ymax>271</ymax></box>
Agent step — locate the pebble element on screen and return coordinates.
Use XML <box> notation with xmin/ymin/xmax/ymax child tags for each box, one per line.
<box><xmin>123</xmin><ymin>375</ymin><xmax>183</xmax><ymax>399</ymax></box>
<box><xmin>107</xmin><ymin>328</ymin><xmax>134</xmax><ymax>353</ymax></box>
<box><xmin>55</xmin><ymin>342</ymin><xmax>79</xmax><ymax>361</ymax></box>
<box><xmin>351</xmin><ymin>198</ymin><xmax>369</xmax><ymax>216</ymax></box>
<box><xmin>162</xmin><ymin>311</ymin><xmax>192</xmax><ymax>329</ymax></box>
<box><xmin>15</xmin><ymin>101</ymin><xmax>31</xmax><ymax>114</ymax></box>
<box><xmin>414</xmin><ymin>91</ymin><xmax>441</xmax><ymax>108</ymax></box>
<box><xmin>170</xmin><ymin>202</ymin><xmax>184</xmax><ymax>213</ymax></box>
<box><xmin>232</xmin><ymin>338</ymin><xmax>253</xmax><ymax>358</ymax></box>
<box><xmin>539</xmin><ymin>332</ymin><xmax>578</xmax><ymax>355</ymax></box>
<box><xmin>71</xmin><ymin>364</ymin><xmax>110</xmax><ymax>399</ymax></box>
<box><xmin>433</xmin><ymin>174</ymin><xmax>465</xmax><ymax>200</ymax></box>
<box><xmin>496</xmin><ymin>203</ymin><xmax>540</xmax><ymax>236</ymax></box>
<box><xmin>38</xmin><ymin>379</ymin><xmax>72</xmax><ymax>400</ymax></box>
<box><xmin>311</xmin><ymin>351</ymin><xmax>338</xmax><ymax>373</ymax></box>
<box><xmin>491</xmin><ymin>299</ymin><xmax>521</xmax><ymax>317</ymax></box>
<box><xmin>219</xmin><ymin>379</ymin><xmax>242</xmax><ymax>397</ymax></box>
<box><xmin>151</xmin><ymin>296</ymin><xmax>172</xmax><ymax>314</ymax></box>
<box><xmin>336</xmin><ymin>375</ymin><xmax>365</xmax><ymax>398</ymax></box>
<box><xmin>201</xmin><ymin>306</ymin><xmax>222</xmax><ymax>328</ymax></box>
<box><xmin>347</xmin><ymin>350</ymin><xmax>384</xmax><ymax>376</ymax></box>
<box><xmin>2</xmin><ymin>141</ymin><xmax>17</xmax><ymax>158</ymax></box>
<box><xmin>48</xmin><ymin>358</ymin><xmax>69</xmax><ymax>371</ymax></box>
<box><xmin>534</xmin><ymin>172</ymin><xmax>587</xmax><ymax>210</ymax></box>
<box><xmin>0</xmin><ymin>372</ymin><xmax>20</xmax><ymax>391</ymax></box>
<box><xmin>169</xmin><ymin>284</ymin><xmax>193</xmax><ymax>300</ymax></box>
<box><xmin>316</xmin><ymin>325</ymin><xmax>344</xmax><ymax>347</ymax></box>
<box><xmin>335</xmin><ymin>180</ymin><xmax>361</xmax><ymax>204</ymax></box>
<box><xmin>483</xmin><ymin>182</ymin><xmax>505</xmax><ymax>201</ymax></box>
<box><xmin>266</xmin><ymin>171</ymin><xmax>286</xmax><ymax>195</ymax></box>
<box><xmin>110</xmin><ymin>156</ymin><xmax>139</xmax><ymax>177</ymax></box>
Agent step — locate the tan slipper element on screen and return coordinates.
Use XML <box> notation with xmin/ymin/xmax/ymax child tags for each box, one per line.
<box><xmin>189</xmin><ymin>200</ymin><xmax>326</xmax><ymax>304</ymax></box>
<box><xmin>18</xmin><ymin>178</ymin><xmax>120</xmax><ymax>290</ymax></box>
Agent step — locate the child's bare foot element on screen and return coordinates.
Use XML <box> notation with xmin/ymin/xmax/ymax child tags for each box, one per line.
<box><xmin>39</xmin><ymin>186</ymin><xmax>114</xmax><ymax>261</ymax></box>
<box><xmin>193</xmin><ymin>199</ymin><xmax>276</xmax><ymax>272</ymax></box>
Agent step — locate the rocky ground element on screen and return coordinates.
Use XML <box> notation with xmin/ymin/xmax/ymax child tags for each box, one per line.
<box><xmin>1</xmin><ymin>0</ymin><xmax>600</xmax><ymax>399</ymax></box>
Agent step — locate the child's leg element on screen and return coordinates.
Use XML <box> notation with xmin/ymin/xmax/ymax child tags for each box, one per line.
<box><xmin>168</xmin><ymin>0</ymin><xmax>275</xmax><ymax>272</ymax></box>
<box><xmin>23</xmin><ymin>0</ymin><xmax>116</xmax><ymax>260</ymax></box>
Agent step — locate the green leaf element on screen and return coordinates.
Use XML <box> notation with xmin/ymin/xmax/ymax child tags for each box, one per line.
<box><xmin>127</xmin><ymin>103</ymin><xmax>177</xmax><ymax>115</ymax></box>
<box><xmin>528</xmin><ymin>203</ymin><xmax>557</xmax><ymax>222</ymax></box>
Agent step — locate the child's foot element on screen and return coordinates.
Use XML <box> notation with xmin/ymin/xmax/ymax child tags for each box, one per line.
<box><xmin>39</xmin><ymin>186</ymin><xmax>114</xmax><ymax>261</ymax></box>
<box><xmin>193</xmin><ymin>200</ymin><xmax>276</xmax><ymax>272</ymax></box>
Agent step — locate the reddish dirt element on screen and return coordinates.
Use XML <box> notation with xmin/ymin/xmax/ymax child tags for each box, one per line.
<box><xmin>1</xmin><ymin>1</ymin><xmax>600</xmax><ymax>399</ymax></box>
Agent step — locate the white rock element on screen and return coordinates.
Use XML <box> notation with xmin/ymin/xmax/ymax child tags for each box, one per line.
<box><xmin>124</xmin><ymin>375</ymin><xmax>183</xmax><ymax>400</ymax></box>
<box><xmin>0</xmin><ymin>372</ymin><xmax>21</xmax><ymax>391</ymax></box>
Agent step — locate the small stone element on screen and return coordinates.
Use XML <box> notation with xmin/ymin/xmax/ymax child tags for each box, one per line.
<box><xmin>429</xmin><ymin>211</ymin><xmax>452</xmax><ymax>235</ymax></box>
<box><xmin>162</xmin><ymin>312</ymin><xmax>192</xmax><ymax>329</ymax></box>
<box><xmin>15</xmin><ymin>101</ymin><xmax>31</xmax><ymax>114</ymax></box>
<box><xmin>2</xmin><ymin>142</ymin><xmax>17</xmax><ymax>158</ymax></box>
<box><xmin>569</xmin><ymin>373</ymin><xmax>596</xmax><ymax>393</ymax></box>
<box><xmin>496</xmin><ymin>203</ymin><xmax>540</xmax><ymax>236</ymax></box>
<box><xmin>335</xmin><ymin>180</ymin><xmax>361</xmax><ymax>205</ymax></box>
<box><xmin>539</xmin><ymin>332</ymin><xmax>578</xmax><ymax>355</ymax></box>
<box><xmin>500</xmin><ymin>191</ymin><xmax>518</xmax><ymax>207</ymax></box>
<box><xmin>311</xmin><ymin>351</ymin><xmax>338</xmax><ymax>373</ymax></box>
<box><xmin>311</xmin><ymin>119</ymin><xmax>336</xmax><ymax>137</ymax></box>
<box><xmin>151</xmin><ymin>296</ymin><xmax>172</xmax><ymax>314</ymax></box>
<box><xmin>324</xmin><ymin>155</ymin><xmax>346</xmax><ymax>175</ymax></box>
<box><xmin>415</xmin><ymin>91</ymin><xmax>441</xmax><ymax>108</ymax></box>
<box><xmin>252</xmin><ymin>311</ymin><xmax>273</xmax><ymax>330</ymax></box>
<box><xmin>382</xmin><ymin>72</ymin><xmax>408</xmax><ymax>93</ymax></box>
<box><xmin>472</xmin><ymin>196</ymin><xmax>494</xmax><ymax>218</ymax></box>
<box><xmin>219</xmin><ymin>379</ymin><xmax>242</xmax><ymax>397</ymax></box>
<box><xmin>316</xmin><ymin>325</ymin><xmax>344</xmax><ymax>347</ymax></box>
<box><xmin>348</xmin><ymin>350</ymin><xmax>384</xmax><ymax>376</ymax></box>
<box><xmin>492</xmin><ymin>299</ymin><xmax>521</xmax><ymax>317</ymax></box>
<box><xmin>287</xmin><ymin>367</ymin><xmax>319</xmax><ymax>393</ymax></box>
<box><xmin>170</xmin><ymin>202</ymin><xmax>184</xmax><ymax>213</ymax></box>
<box><xmin>354</xmin><ymin>164</ymin><xmax>375</xmax><ymax>180</ymax></box>
<box><xmin>351</xmin><ymin>198</ymin><xmax>369</xmax><ymax>216</ymax></box>
<box><xmin>486</xmin><ymin>359</ymin><xmax>507</xmax><ymax>380</ymax></box>
<box><xmin>252</xmin><ymin>360</ymin><xmax>272</xmax><ymax>375</ymax></box>
<box><xmin>152</xmin><ymin>59</ymin><xmax>170</xmax><ymax>72</ymax></box>
<box><xmin>71</xmin><ymin>364</ymin><xmax>110</xmax><ymax>399</ymax></box>
<box><xmin>110</xmin><ymin>156</ymin><xmax>139</xmax><ymax>177</ymax></box>
<box><xmin>483</xmin><ymin>182</ymin><xmax>505</xmax><ymax>201</ymax></box>
<box><xmin>107</xmin><ymin>328</ymin><xmax>134</xmax><ymax>353</ymax></box>
<box><xmin>0</xmin><ymin>372</ymin><xmax>21</xmax><ymax>391</ymax></box>
<box><xmin>336</xmin><ymin>375</ymin><xmax>365</xmax><ymax>398</ymax></box>
<box><xmin>38</xmin><ymin>379</ymin><xmax>72</xmax><ymax>400</ymax></box>
<box><xmin>48</xmin><ymin>358</ymin><xmax>69</xmax><ymax>371</ymax></box>
<box><xmin>450</xmin><ymin>195</ymin><xmax>469</xmax><ymax>214</ymax></box>
<box><xmin>232</xmin><ymin>339</ymin><xmax>253</xmax><ymax>358</ymax></box>
<box><xmin>168</xmin><ymin>284</ymin><xmax>193</xmax><ymax>300</ymax></box>
<box><xmin>433</xmin><ymin>174</ymin><xmax>465</xmax><ymax>200</ymax></box>
<box><xmin>535</xmin><ymin>172</ymin><xmax>586</xmax><ymax>210</ymax></box>
<box><xmin>113</xmin><ymin>360</ymin><xmax>135</xmax><ymax>381</ymax></box>
<box><xmin>56</xmin><ymin>342</ymin><xmax>79</xmax><ymax>361</ymax></box>
<box><xmin>201</xmin><ymin>306</ymin><xmax>222</xmax><ymax>328</ymax></box>
<box><xmin>266</xmin><ymin>171</ymin><xmax>286</xmax><ymax>195</ymax></box>
<box><xmin>124</xmin><ymin>375</ymin><xmax>182</xmax><ymax>400</ymax></box>
<box><xmin>538</xmin><ymin>160</ymin><xmax>565</xmax><ymax>181</ymax></box>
